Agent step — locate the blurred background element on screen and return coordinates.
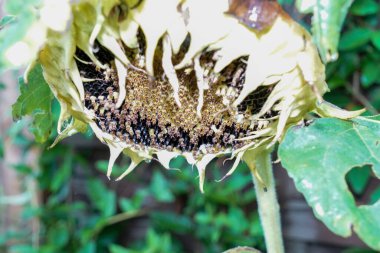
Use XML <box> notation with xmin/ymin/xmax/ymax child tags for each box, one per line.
<box><xmin>1</xmin><ymin>0</ymin><xmax>380</xmax><ymax>252</ymax></box>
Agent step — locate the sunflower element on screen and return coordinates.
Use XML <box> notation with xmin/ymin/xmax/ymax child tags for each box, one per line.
<box><xmin>6</xmin><ymin>0</ymin><xmax>362</xmax><ymax>192</ymax></box>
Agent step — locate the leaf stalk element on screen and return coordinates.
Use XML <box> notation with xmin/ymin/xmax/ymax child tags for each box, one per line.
<box><xmin>250</xmin><ymin>151</ymin><xmax>284</xmax><ymax>253</ymax></box>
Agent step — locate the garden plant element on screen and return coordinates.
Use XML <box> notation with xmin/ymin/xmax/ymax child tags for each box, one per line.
<box><xmin>0</xmin><ymin>0</ymin><xmax>380</xmax><ymax>252</ymax></box>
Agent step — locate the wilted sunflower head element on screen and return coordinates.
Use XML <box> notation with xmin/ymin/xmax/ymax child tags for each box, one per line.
<box><xmin>8</xmin><ymin>0</ymin><xmax>347</xmax><ymax>191</ymax></box>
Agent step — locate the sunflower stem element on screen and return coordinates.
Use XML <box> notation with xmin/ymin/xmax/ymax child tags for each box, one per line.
<box><xmin>250</xmin><ymin>151</ymin><xmax>284</xmax><ymax>253</ymax></box>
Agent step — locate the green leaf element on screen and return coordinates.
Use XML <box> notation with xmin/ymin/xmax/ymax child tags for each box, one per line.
<box><xmin>150</xmin><ymin>170</ymin><xmax>174</xmax><ymax>202</ymax></box>
<box><xmin>350</xmin><ymin>0</ymin><xmax>379</xmax><ymax>16</ymax></box>
<box><xmin>310</xmin><ymin>0</ymin><xmax>354</xmax><ymax>62</ymax></box>
<box><xmin>119</xmin><ymin>189</ymin><xmax>148</xmax><ymax>212</ymax></box>
<box><xmin>47</xmin><ymin>222</ymin><xmax>69</xmax><ymax>248</ymax></box>
<box><xmin>226</xmin><ymin>207</ymin><xmax>249</xmax><ymax>233</ymax></box>
<box><xmin>12</xmin><ymin>64</ymin><xmax>54</xmax><ymax>142</ymax></box>
<box><xmin>0</xmin><ymin>15</ymin><xmax>16</xmax><ymax>28</ymax></box>
<box><xmin>87</xmin><ymin>179</ymin><xmax>116</xmax><ymax>217</ymax></box>
<box><xmin>361</xmin><ymin>62</ymin><xmax>380</xmax><ymax>88</ymax></box>
<box><xmin>371</xmin><ymin>31</ymin><xmax>380</xmax><ymax>51</ymax></box>
<box><xmin>0</xmin><ymin>137</ymin><xmax>3</xmax><ymax>159</ymax></box>
<box><xmin>78</xmin><ymin>241</ymin><xmax>96</xmax><ymax>253</ymax></box>
<box><xmin>109</xmin><ymin>245</ymin><xmax>133</xmax><ymax>253</ymax></box>
<box><xmin>279</xmin><ymin>116</ymin><xmax>380</xmax><ymax>250</ymax></box>
<box><xmin>51</xmin><ymin>151</ymin><xmax>73</xmax><ymax>191</ymax></box>
<box><xmin>151</xmin><ymin>211</ymin><xmax>193</xmax><ymax>234</ymax></box>
<box><xmin>146</xmin><ymin>229</ymin><xmax>173</xmax><ymax>252</ymax></box>
<box><xmin>339</xmin><ymin>28</ymin><xmax>372</xmax><ymax>51</ymax></box>
<box><xmin>12</xmin><ymin>164</ymin><xmax>33</xmax><ymax>175</ymax></box>
<box><xmin>119</xmin><ymin>198</ymin><xmax>134</xmax><ymax>212</ymax></box>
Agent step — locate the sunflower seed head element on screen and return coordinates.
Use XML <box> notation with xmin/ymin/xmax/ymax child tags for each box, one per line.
<box><xmin>30</xmin><ymin>0</ymin><xmax>343</xmax><ymax>191</ymax></box>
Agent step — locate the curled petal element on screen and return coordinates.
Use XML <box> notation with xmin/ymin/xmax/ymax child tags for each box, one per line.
<box><xmin>107</xmin><ymin>145</ymin><xmax>123</xmax><ymax>179</ymax></box>
<box><xmin>217</xmin><ymin>152</ymin><xmax>244</xmax><ymax>182</ymax></box>
<box><xmin>195</xmin><ymin>154</ymin><xmax>216</xmax><ymax>193</ymax></box>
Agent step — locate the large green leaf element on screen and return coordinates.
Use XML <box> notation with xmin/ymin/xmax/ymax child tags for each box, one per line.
<box><xmin>278</xmin><ymin>116</ymin><xmax>380</xmax><ymax>250</ymax></box>
<box><xmin>296</xmin><ymin>0</ymin><xmax>354</xmax><ymax>62</ymax></box>
<box><xmin>12</xmin><ymin>64</ymin><xmax>54</xmax><ymax>142</ymax></box>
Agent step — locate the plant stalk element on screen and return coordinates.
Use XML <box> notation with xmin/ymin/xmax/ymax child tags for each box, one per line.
<box><xmin>250</xmin><ymin>151</ymin><xmax>284</xmax><ymax>253</ymax></box>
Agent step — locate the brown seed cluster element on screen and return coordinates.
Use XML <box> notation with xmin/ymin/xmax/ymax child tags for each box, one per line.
<box><xmin>77</xmin><ymin>39</ymin><xmax>274</xmax><ymax>156</ymax></box>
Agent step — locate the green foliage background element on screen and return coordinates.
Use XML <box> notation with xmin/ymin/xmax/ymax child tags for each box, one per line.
<box><xmin>1</xmin><ymin>0</ymin><xmax>380</xmax><ymax>252</ymax></box>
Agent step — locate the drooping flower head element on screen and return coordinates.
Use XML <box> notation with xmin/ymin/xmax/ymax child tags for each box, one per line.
<box><xmin>5</xmin><ymin>0</ymin><xmax>362</xmax><ymax>191</ymax></box>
